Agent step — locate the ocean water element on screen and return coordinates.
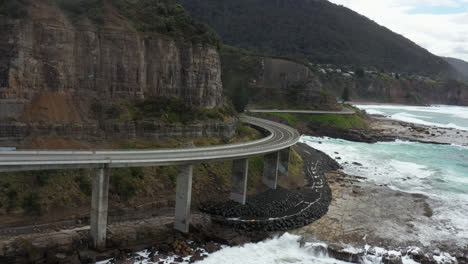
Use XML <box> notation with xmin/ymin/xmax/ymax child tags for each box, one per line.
<box><xmin>301</xmin><ymin>136</ymin><xmax>468</xmax><ymax>244</ymax></box>
<box><xmin>354</xmin><ymin>104</ymin><xmax>468</xmax><ymax>131</ymax></box>
<box><xmin>104</xmin><ymin>233</ymin><xmax>429</xmax><ymax>264</ymax></box>
<box><xmin>187</xmin><ymin>137</ymin><xmax>467</xmax><ymax>264</ymax></box>
<box><xmin>198</xmin><ymin>234</ymin><xmax>349</xmax><ymax>264</ymax></box>
<box><xmin>188</xmin><ymin>105</ymin><xmax>468</xmax><ymax>264</ymax></box>
<box><xmin>97</xmin><ymin>105</ymin><xmax>468</xmax><ymax>264</ymax></box>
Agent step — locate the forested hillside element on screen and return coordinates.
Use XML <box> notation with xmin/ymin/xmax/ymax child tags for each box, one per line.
<box><xmin>178</xmin><ymin>0</ymin><xmax>458</xmax><ymax>78</ymax></box>
<box><xmin>444</xmin><ymin>57</ymin><xmax>468</xmax><ymax>79</ymax></box>
<box><xmin>0</xmin><ymin>0</ymin><xmax>220</xmax><ymax>45</ymax></box>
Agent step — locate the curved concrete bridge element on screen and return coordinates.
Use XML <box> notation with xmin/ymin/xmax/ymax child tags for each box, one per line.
<box><xmin>0</xmin><ymin>115</ymin><xmax>300</xmax><ymax>250</ymax></box>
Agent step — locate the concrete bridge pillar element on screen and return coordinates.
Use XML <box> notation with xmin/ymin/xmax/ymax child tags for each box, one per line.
<box><xmin>263</xmin><ymin>152</ymin><xmax>279</xmax><ymax>189</ymax></box>
<box><xmin>174</xmin><ymin>164</ymin><xmax>193</xmax><ymax>233</ymax></box>
<box><xmin>279</xmin><ymin>148</ymin><xmax>291</xmax><ymax>177</ymax></box>
<box><xmin>90</xmin><ymin>165</ymin><xmax>110</xmax><ymax>250</ymax></box>
<box><xmin>230</xmin><ymin>159</ymin><xmax>249</xmax><ymax>204</ymax></box>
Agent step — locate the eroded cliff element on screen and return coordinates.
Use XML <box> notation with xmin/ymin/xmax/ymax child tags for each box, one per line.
<box><xmin>252</xmin><ymin>57</ymin><xmax>468</xmax><ymax>106</ymax></box>
<box><xmin>0</xmin><ymin>0</ymin><xmax>223</xmax><ymax>121</ymax></box>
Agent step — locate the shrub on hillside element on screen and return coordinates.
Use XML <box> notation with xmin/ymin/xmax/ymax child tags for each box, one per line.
<box><xmin>0</xmin><ymin>0</ymin><xmax>29</xmax><ymax>18</ymax></box>
<box><xmin>110</xmin><ymin>168</ymin><xmax>144</xmax><ymax>200</ymax></box>
<box><xmin>114</xmin><ymin>0</ymin><xmax>220</xmax><ymax>45</ymax></box>
<box><xmin>22</xmin><ymin>193</ymin><xmax>41</xmax><ymax>215</ymax></box>
<box><xmin>130</xmin><ymin>96</ymin><xmax>234</xmax><ymax>124</ymax></box>
<box><xmin>75</xmin><ymin>172</ymin><xmax>92</xmax><ymax>195</ymax></box>
<box><xmin>54</xmin><ymin>0</ymin><xmax>105</xmax><ymax>24</ymax></box>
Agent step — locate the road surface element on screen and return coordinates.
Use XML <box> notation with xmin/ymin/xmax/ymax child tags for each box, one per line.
<box><xmin>0</xmin><ymin>115</ymin><xmax>300</xmax><ymax>172</ymax></box>
<box><xmin>247</xmin><ymin>108</ymin><xmax>355</xmax><ymax>115</ymax></box>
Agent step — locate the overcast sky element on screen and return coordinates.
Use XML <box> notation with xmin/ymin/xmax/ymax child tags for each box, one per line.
<box><xmin>328</xmin><ymin>0</ymin><xmax>468</xmax><ymax>61</ymax></box>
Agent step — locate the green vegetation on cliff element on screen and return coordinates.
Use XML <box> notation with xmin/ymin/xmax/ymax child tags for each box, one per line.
<box><xmin>4</xmin><ymin>0</ymin><xmax>220</xmax><ymax>45</ymax></box>
<box><xmin>221</xmin><ymin>46</ymin><xmax>340</xmax><ymax>110</ymax></box>
<box><xmin>178</xmin><ymin>0</ymin><xmax>458</xmax><ymax>78</ymax></box>
<box><xmin>115</xmin><ymin>0</ymin><xmax>220</xmax><ymax>45</ymax></box>
<box><xmin>92</xmin><ymin>97</ymin><xmax>236</xmax><ymax>124</ymax></box>
<box><xmin>0</xmin><ymin>0</ymin><xmax>29</xmax><ymax>18</ymax></box>
<box><xmin>221</xmin><ymin>45</ymin><xmax>263</xmax><ymax>112</ymax></box>
<box><xmin>259</xmin><ymin>112</ymin><xmax>369</xmax><ymax>130</ymax></box>
<box><xmin>53</xmin><ymin>0</ymin><xmax>106</xmax><ymax>24</ymax></box>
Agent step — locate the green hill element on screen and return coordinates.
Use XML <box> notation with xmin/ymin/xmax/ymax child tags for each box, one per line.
<box><xmin>177</xmin><ymin>0</ymin><xmax>458</xmax><ymax>78</ymax></box>
<box><xmin>444</xmin><ymin>57</ymin><xmax>468</xmax><ymax>79</ymax></box>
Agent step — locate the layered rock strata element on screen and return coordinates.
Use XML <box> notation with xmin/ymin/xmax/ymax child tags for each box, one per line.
<box><xmin>0</xmin><ymin>0</ymin><xmax>223</xmax><ymax>121</ymax></box>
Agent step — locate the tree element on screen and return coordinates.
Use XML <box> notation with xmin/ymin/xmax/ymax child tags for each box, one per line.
<box><xmin>0</xmin><ymin>0</ymin><xmax>29</xmax><ymax>18</ymax></box>
<box><xmin>355</xmin><ymin>68</ymin><xmax>365</xmax><ymax>78</ymax></box>
<box><xmin>231</xmin><ymin>79</ymin><xmax>249</xmax><ymax>112</ymax></box>
<box><xmin>342</xmin><ymin>87</ymin><xmax>350</xmax><ymax>102</ymax></box>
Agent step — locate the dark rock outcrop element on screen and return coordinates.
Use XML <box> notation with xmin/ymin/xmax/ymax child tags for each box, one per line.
<box><xmin>200</xmin><ymin>143</ymin><xmax>335</xmax><ymax>231</ymax></box>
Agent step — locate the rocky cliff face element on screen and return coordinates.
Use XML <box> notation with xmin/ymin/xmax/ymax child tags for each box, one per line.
<box><xmin>254</xmin><ymin>57</ymin><xmax>468</xmax><ymax>106</ymax></box>
<box><xmin>0</xmin><ymin>0</ymin><xmax>223</xmax><ymax>120</ymax></box>
<box><xmin>248</xmin><ymin>58</ymin><xmax>337</xmax><ymax>109</ymax></box>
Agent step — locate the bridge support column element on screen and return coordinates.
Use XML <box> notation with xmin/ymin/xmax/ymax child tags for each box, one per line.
<box><xmin>230</xmin><ymin>159</ymin><xmax>249</xmax><ymax>204</ymax></box>
<box><xmin>278</xmin><ymin>148</ymin><xmax>291</xmax><ymax>177</ymax></box>
<box><xmin>90</xmin><ymin>165</ymin><xmax>110</xmax><ymax>250</ymax></box>
<box><xmin>263</xmin><ymin>152</ymin><xmax>279</xmax><ymax>189</ymax></box>
<box><xmin>174</xmin><ymin>164</ymin><xmax>193</xmax><ymax>233</ymax></box>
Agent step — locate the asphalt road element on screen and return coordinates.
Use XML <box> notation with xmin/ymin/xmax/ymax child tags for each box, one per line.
<box><xmin>0</xmin><ymin>115</ymin><xmax>300</xmax><ymax>172</ymax></box>
<box><xmin>247</xmin><ymin>108</ymin><xmax>355</xmax><ymax>115</ymax></box>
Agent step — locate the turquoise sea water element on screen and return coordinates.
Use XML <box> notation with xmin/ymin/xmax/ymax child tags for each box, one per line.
<box><xmin>301</xmin><ymin>137</ymin><xmax>468</xmax><ymax>242</ymax></box>
<box><xmin>300</xmin><ymin>104</ymin><xmax>468</xmax><ymax>248</ymax></box>
<box><xmin>97</xmin><ymin>105</ymin><xmax>468</xmax><ymax>264</ymax></box>
<box><xmin>301</xmin><ymin>137</ymin><xmax>468</xmax><ymax>199</ymax></box>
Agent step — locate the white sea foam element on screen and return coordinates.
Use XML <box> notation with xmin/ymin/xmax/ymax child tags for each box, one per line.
<box><xmin>196</xmin><ymin>236</ymin><xmax>457</xmax><ymax>264</ymax></box>
<box><xmin>364</xmin><ymin>109</ymin><xmax>386</xmax><ymax>115</ymax></box>
<box><xmin>95</xmin><ymin>233</ymin><xmax>459</xmax><ymax>264</ymax></box>
<box><xmin>198</xmin><ymin>233</ymin><xmax>348</xmax><ymax>264</ymax></box>
<box><xmin>301</xmin><ymin>135</ymin><xmax>468</xmax><ymax>246</ymax></box>
<box><xmin>390</xmin><ymin>113</ymin><xmax>467</xmax><ymax>130</ymax></box>
<box><xmin>355</xmin><ymin>104</ymin><xmax>468</xmax><ymax>131</ymax></box>
<box><xmin>355</xmin><ymin>104</ymin><xmax>468</xmax><ymax>119</ymax></box>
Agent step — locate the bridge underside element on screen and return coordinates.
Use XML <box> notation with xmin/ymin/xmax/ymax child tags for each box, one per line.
<box><xmin>88</xmin><ymin>147</ymin><xmax>291</xmax><ymax>249</ymax></box>
<box><xmin>0</xmin><ymin>116</ymin><xmax>300</xmax><ymax>251</ymax></box>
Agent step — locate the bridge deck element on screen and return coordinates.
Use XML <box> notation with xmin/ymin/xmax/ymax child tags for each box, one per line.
<box><xmin>0</xmin><ymin>115</ymin><xmax>300</xmax><ymax>172</ymax></box>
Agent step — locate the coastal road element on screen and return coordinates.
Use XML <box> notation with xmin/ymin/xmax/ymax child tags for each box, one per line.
<box><xmin>0</xmin><ymin>115</ymin><xmax>300</xmax><ymax>172</ymax></box>
<box><xmin>247</xmin><ymin>108</ymin><xmax>355</xmax><ymax>115</ymax></box>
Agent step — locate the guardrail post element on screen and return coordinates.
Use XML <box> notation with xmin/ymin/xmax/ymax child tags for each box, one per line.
<box><xmin>174</xmin><ymin>164</ymin><xmax>193</xmax><ymax>233</ymax></box>
<box><xmin>278</xmin><ymin>148</ymin><xmax>291</xmax><ymax>177</ymax></box>
<box><xmin>263</xmin><ymin>152</ymin><xmax>279</xmax><ymax>189</ymax></box>
<box><xmin>90</xmin><ymin>165</ymin><xmax>110</xmax><ymax>250</ymax></box>
<box><xmin>230</xmin><ymin>159</ymin><xmax>249</xmax><ymax>204</ymax></box>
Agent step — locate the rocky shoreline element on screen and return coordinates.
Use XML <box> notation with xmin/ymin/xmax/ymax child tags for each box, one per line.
<box><xmin>303</xmin><ymin>114</ymin><xmax>468</xmax><ymax>146</ymax></box>
<box><xmin>292</xmin><ymin>115</ymin><xmax>468</xmax><ymax>264</ymax></box>
<box><xmin>91</xmin><ymin>125</ymin><xmax>468</xmax><ymax>264</ymax></box>
<box><xmin>1</xmin><ymin>114</ymin><xmax>467</xmax><ymax>263</ymax></box>
<box><xmin>0</xmin><ymin>143</ymin><xmax>334</xmax><ymax>264</ymax></box>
